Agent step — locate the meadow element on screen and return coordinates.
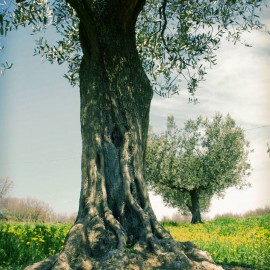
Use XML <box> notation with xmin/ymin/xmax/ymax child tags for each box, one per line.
<box><xmin>163</xmin><ymin>214</ymin><xmax>270</xmax><ymax>270</ymax></box>
<box><xmin>0</xmin><ymin>214</ymin><xmax>269</xmax><ymax>270</ymax></box>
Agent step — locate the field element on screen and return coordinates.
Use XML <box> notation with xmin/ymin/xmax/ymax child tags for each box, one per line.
<box><xmin>163</xmin><ymin>214</ymin><xmax>270</xmax><ymax>270</ymax></box>
<box><xmin>0</xmin><ymin>215</ymin><xmax>269</xmax><ymax>270</ymax></box>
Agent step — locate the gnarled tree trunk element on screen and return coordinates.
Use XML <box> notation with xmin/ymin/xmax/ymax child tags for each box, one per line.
<box><xmin>189</xmin><ymin>190</ymin><xmax>203</xmax><ymax>224</ymax></box>
<box><xmin>26</xmin><ymin>1</ymin><xmax>222</xmax><ymax>269</ymax></box>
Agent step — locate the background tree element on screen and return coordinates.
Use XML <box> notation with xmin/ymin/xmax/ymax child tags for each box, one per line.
<box><xmin>0</xmin><ymin>177</ymin><xmax>13</xmax><ymax>201</ymax></box>
<box><xmin>0</xmin><ymin>177</ymin><xmax>14</xmax><ymax>220</ymax></box>
<box><xmin>0</xmin><ymin>0</ymin><xmax>267</xmax><ymax>269</ymax></box>
<box><xmin>1</xmin><ymin>197</ymin><xmax>54</xmax><ymax>222</ymax></box>
<box><xmin>1</xmin><ymin>195</ymin><xmax>78</xmax><ymax>222</ymax></box>
<box><xmin>146</xmin><ymin>114</ymin><xmax>252</xmax><ymax>224</ymax></box>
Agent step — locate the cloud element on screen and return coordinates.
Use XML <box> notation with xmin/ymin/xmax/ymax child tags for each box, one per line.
<box><xmin>150</xmin><ymin>22</ymin><xmax>270</xmax><ymax>129</ymax></box>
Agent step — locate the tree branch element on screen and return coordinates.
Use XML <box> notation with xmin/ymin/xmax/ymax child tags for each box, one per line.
<box><xmin>158</xmin><ymin>0</ymin><xmax>168</xmax><ymax>47</ymax></box>
<box><xmin>166</xmin><ymin>181</ymin><xmax>190</xmax><ymax>193</ymax></box>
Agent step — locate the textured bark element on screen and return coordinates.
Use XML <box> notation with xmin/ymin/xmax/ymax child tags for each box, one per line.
<box><xmin>25</xmin><ymin>1</ymin><xmax>222</xmax><ymax>269</ymax></box>
<box><xmin>72</xmin><ymin>0</ymin><xmax>171</xmax><ymax>253</ymax></box>
<box><xmin>189</xmin><ymin>190</ymin><xmax>203</xmax><ymax>224</ymax></box>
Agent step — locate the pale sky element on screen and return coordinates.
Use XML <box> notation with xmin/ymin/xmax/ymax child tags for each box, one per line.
<box><xmin>0</xmin><ymin>4</ymin><xmax>269</xmax><ymax>220</ymax></box>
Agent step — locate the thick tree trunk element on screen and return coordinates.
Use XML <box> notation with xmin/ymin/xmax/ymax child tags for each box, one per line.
<box><xmin>26</xmin><ymin>1</ymin><xmax>222</xmax><ymax>269</ymax></box>
<box><xmin>189</xmin><ymin>190</ymin><xmax>203</xmax><ymax>224</ymax></box>
<box><xmin>66</xmin><ymin>0</ymin><xmax>172</xmax><ymax>257</ymax></box>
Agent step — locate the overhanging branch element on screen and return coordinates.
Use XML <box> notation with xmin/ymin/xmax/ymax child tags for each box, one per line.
<box><xmin>158</xmin><ymin>0</ymin><xmax>168</xmax><ymax>47</ymax></box>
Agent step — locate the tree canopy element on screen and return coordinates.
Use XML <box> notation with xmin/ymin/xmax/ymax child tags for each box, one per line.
<box><xmin>146</xmin><ymin>114</ymin><xmax>252</xmax><ymax>223</ymax></box>
<box><xmin>0</xmin><ymin>0</ymin><xmax>267</xmax><ymax>95</ymax></box>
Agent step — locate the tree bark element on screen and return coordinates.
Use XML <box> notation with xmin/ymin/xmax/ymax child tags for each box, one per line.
<box><xmin>68</xmin><ymin>0</ymin><xmax>170</xmax><ymax>255</ymax></box>
<box><xmin>25</xmin><ymin>1</ymin><xmax>222</xmax><ymax>269</ymax></box>
<box><xmin>189</xmin><ymin>190</ymin><xmax>203</xmax><ymax>224</ymax></box>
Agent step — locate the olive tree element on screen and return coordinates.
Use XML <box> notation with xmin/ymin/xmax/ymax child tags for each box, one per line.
<box><xmin>0</xmin><ymin>0</ymin><xmax>266</xmax><ymax>269</ymax></box>
<box><xmin>146</xmin><ymin>114</ymin><xmax>252</xmax><ymax>224</ymax></box>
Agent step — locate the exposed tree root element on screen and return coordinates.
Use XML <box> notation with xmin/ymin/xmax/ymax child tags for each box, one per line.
<box><xmin>25</xmin><ymin>237</ymin><xmax>224</xmax><ymax>270</ymax></box>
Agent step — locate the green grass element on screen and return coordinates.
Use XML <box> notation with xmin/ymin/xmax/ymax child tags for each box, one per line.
<box><xmin>0</xmin><ymin>222</ymin><xmax>70</xmax><ymax>269</ymax></box>
<box><xmin>163</xmin><ymin>214</ymin><xmax>270</xmax><ymax>270</ymax></box>
<box><xmin>0</xmin><ymin>215</ymin><xmax>269</xmax><ymax>269</ymax></box>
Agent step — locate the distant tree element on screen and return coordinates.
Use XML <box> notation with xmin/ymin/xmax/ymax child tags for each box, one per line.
<box><xmin>2</xmin><ymin>197</ymin><xmax>54</xmax><ymax>222</ymax></box>
<box><xmin>51</xmin><ymin>212</ymin><xmax>77</xmax><ymax>223</ymax></box>
<box><xmin>267</xmin><ymin>143</ymin><xmax>270</xmax><ymax>157</ymax></box>
<box><xmin>0</xmin><ymin>177</ymin><xmax>13</xmax><ymax>201</ymax></box>
<box><xmin>146</xmin><ymin>114</ymin><xmax>252</xmax><ymax>224</ymax></box>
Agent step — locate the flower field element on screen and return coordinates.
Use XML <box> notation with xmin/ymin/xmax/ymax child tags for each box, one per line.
<box><xmin>0</xmin><ymin>215</ymin><xmax>269</xmax><ymax>269</ymax></box>
<box><xmin>163</xmin><ymin>214</ymin><xmax>270</xmax><ymax>270</ymax></box>
<box><xmin>0</xmin><ymin>223</ymin><xmax>70</xmax><ymax>269</ymax></box>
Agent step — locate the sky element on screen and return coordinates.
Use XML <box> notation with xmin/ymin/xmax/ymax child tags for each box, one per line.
<box><xmin>0</xmin><ymin>3</ymin><xmax>270</xmax><ymax>220</ymax></box>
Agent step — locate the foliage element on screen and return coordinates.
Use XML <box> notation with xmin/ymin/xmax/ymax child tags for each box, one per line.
<box><xmin>164</xmin><ymin>214</ymin><xmax>270</xmax><ymax>270</ymax></box>
<box><xmin>146</xmin><ymin>114</ymin><xmax>252</xmax><ymax>216</ymax></box>
<box><xmin>0</xmin><ymin>0</ymin><xmax>80</xmax><ymax>83</ymax></box>
<box><xmin>1</xmin><ymin>215</ymin><xmax>269</xmax><ymax>269</ymax></box>
<box><xmin>0</xmin><ymin>222</ymin><xmax>71</xmax><ymax>269</ymax></box>
<box><xmin>214</xmin><ymin>205</ymin><xmax>270</xmax><ymax>219</ymax></box>
<box><xmin>137</xmin><ymin>0</ymin><xmax>267</xmax><ymax>97</ymax></box>
<box><xmin>0</xmin><ymin>0</ymin><xmax>267</xmax><ymax>94</ymax></box>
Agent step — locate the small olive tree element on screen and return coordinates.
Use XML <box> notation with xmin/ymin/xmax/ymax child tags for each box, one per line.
<box><xmin>146</xmin><ymin>114</ymin><xmax>252</xmax><ymax>223</ymax></box>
